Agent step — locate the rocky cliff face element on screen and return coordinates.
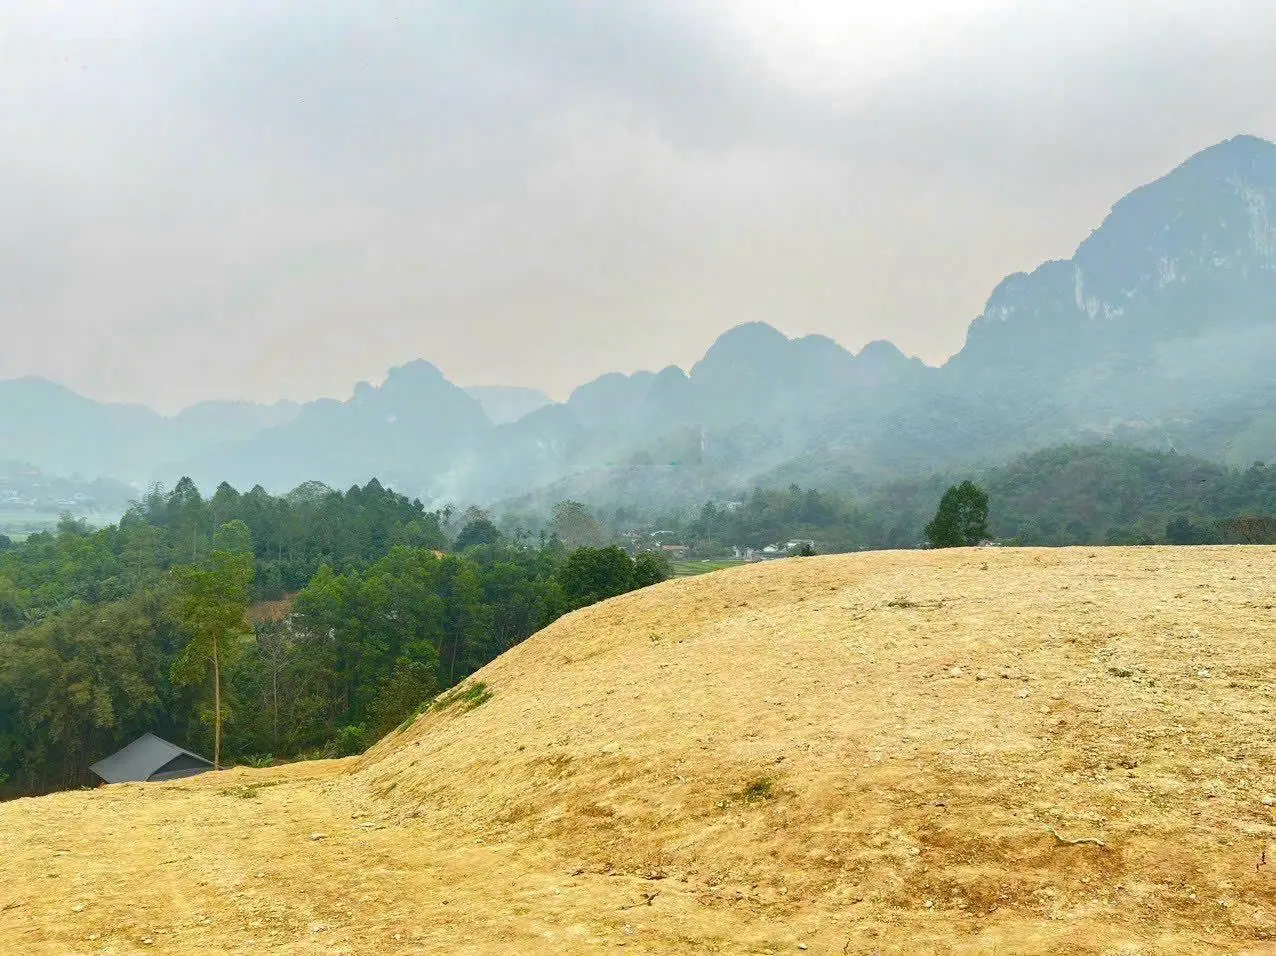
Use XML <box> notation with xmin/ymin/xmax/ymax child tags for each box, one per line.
<box><xmin>954</xmin><ymin>136</ymin><xmax>1276</xmax><ymax>392</ymax></box>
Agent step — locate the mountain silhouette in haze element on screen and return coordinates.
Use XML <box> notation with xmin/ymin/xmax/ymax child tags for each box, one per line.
<box><xmin>0</xmin><ymin>378</ymin><xmax>300</xmax><ymax>483</ymax></box>
<box><xmin>3</xmin><ymin>134</ymin><xmax>1275</xmax><ymax>505</ymax></box>
<box><xmin>464</xmin><ymin>387</ymin><xmax>552</xmax><ymax>425</ymax></box>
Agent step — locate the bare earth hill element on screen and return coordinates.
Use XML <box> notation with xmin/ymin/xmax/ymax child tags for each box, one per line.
<box><xmin>4</xmin><ymin>547</ymin><xmax>1276</xmax><ymax>954</ymax></box>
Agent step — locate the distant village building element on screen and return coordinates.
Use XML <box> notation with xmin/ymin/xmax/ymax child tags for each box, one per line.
<box><xmin>660</xmin><ymin>544</ymin><xmax>689</xmax><ymax>558</ymax></box>
<box><xmin>89</xmin><ymin>733</ymin><xmax>214</xmax><ymax>785</ymax></box>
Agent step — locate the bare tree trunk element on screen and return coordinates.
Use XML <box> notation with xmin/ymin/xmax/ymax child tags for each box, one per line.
<box><xmin>272</xmin><ymin>665</ymin><xmax>279</xmax><ymax>752</ymax></box>
<box><xmin>212</xmin><ymin>636</ymin><xmax>222</xmax><ymax>770</ymax></box>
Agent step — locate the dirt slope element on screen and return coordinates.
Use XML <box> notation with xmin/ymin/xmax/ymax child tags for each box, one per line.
<box><xmin>4</xmin><ymin>547</ymin><xmax>1276</xmax><ymax>954</ymax></box>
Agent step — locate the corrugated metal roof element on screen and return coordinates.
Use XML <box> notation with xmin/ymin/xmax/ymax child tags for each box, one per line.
<box><xmin>89</xmin><ymin>732</ymin><xmax>213</xmax><ymax>784</ymax></box>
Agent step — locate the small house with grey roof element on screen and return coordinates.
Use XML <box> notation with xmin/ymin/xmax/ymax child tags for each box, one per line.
<box><xmin>89</xmin><ymin>732</ymin><xmax>214</xmax><ymax>784</ymax></box>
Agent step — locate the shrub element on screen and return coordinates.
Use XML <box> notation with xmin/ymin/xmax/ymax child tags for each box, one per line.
<box><xmin>326</xmin><ymin>724</ymin><xmax>368</xmax><ymax>758</ymax></box>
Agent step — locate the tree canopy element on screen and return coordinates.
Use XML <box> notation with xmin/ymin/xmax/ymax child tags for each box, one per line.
<box><xmin>925</xmin><ymin>481</ymin><xmax>990</xmax><ymax>548</ymax></box>
<box><xmin>170</xmin><ymin>546</ymin><xmax>255</xmax><ymax>768</ymax></box>
<box><xmin>0</xmin><ymin>479</ymin><xmax>668</xmax><ymax>797</ymax></box>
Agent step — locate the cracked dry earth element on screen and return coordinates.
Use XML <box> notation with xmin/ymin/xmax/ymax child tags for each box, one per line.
<box><xmin>3</xmin><ymin>546</ymin><xmax>1276</xmax><ymax>954</ymax></box>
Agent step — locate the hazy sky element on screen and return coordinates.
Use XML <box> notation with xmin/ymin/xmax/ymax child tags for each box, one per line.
<box><xmin>3</xmin><ymin>1</ymin><xmax>1275</xmax><ymax>412</ymax></box>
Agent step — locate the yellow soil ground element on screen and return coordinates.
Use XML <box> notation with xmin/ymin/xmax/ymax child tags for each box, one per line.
<box><xmin>4</xmin><ymin>547</ymin><xmax>1276</xmax><ymax>954</ymax></box>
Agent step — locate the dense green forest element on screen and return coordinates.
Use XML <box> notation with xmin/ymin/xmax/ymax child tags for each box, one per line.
<box><xmin>0</xmin><ymin>480</ymin><xmax>668</xmax><ymax>797</ymax></box>
<box><xmin>634</xmin><ymin>444</ymin><xmax>1276</xmax><ymax>553</ymax></box>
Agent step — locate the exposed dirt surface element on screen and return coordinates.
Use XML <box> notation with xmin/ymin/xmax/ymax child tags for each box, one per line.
<box><xmin>5</xmin><ymin>547</ymin><xmax>1276</xmax><ymax>954</ymax></box>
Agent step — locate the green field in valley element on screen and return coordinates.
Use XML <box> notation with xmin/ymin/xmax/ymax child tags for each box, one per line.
<box><xmin>667</xmin><ymin>559</ymin><xmax>750</xmax><ymax>577</ymax></box>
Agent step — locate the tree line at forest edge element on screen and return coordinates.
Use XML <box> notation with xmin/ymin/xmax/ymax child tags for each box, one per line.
<box><xmin>0</xmin><ymin>480</ymin><xmax>669</xmax><ymax>796</ymax></box>
<box><xmin>599</xmin><ymin>444</ymin><xmax>1276</xmax><ymax>554</ymax></box>
<box><xmin>5</xmin><ymin>441</ymin><xmax>1276</xmax><ymax>796</ymax></box>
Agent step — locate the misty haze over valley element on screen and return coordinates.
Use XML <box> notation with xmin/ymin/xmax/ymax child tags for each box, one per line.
<box><xmin>4</xmin><ymin>133</ymin><xmax>1276</xmax><ymax>520</ymax></box>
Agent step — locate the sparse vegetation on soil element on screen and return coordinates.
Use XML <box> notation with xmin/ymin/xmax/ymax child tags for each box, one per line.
<box><xmin>4</xmin><ymin>547</ymin><xmax>1276</xmax><ymax>953</ymax></box>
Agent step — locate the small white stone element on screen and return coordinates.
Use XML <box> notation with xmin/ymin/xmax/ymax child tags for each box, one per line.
<box><xmin>1197</xmin><ymin>669</ymin><xmax>1212</xmax><ymax>678</ymax></box>
<box><xmin>1261</xmin><ymin>795</ymin><xmax>1275</xmax><ymax>807</ymax></box>
<box><xmin>309</xmin><ymin>833</ymin><xmax>327</xmax><ymax>841</ymax></box>
<box><xmin>949</xmin><ymin>667</ymin><xmax>963</xmax><ymax>678</ymax></box>
<box><xmin>1017</xmin><ymin>689</ymin><xmax>1030</xmax><ymax>699</ymax></box>
<box><xmin>976</xmin><ymin>671</ymin><xmax>988</xmax><ymax>681</ymax></box>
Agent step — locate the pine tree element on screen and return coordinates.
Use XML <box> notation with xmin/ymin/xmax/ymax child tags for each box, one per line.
<box><xmin>924</xmin><ymin>481</ymin><xmax>990</xmax><ymax>548</ymax></box>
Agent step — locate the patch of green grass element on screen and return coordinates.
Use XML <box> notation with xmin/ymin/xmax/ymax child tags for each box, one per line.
<box><xmin>459</xmin><ymin>682</ymin><xmax>493</xmax><ymax>711</ymax></box>
<box><xmin>735</xmin><ymin>776</ymin><xmax>776</xmax><ymax>803</ymax></box>
<box><xmin>221</xmin><ymin>780</ymin><xmax>282</xmax><ymax>800</ymax></box>
<box><xmin>431</xmin><ymin>681</ymin><xmax>493</xmax><ymax>713</ymax></box>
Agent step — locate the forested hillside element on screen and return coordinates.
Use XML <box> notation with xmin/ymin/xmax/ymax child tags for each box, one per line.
<box><xmin>625</xmin><ymin>444</ymin><xmax>1276</xmax><ymax>554</ymax></box>
<box><xmin>0</xmin><ymin>480</ymin><xmax>667</xmax><ymax>797</ymax></box>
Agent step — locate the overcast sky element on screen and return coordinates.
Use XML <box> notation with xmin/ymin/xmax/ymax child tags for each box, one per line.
<box><xmin>2</xmin><ymin>1</ymin><xmax>1274</xmax><ymax>412</ymax></box>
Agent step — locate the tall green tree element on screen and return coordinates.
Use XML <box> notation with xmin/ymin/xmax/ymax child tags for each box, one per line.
<box><xmin>925</xmin><ymin>481</ymin><xmax>990</xmax><ymax>548</ymax></box>
<box><xmin>213</xmin><ymin>519</ymin><xmax>255</xmax><ymax>556</ymax></box>
<box><xmin>632</xmin><ymin>551</ymin><xmax>673</xmax><ymax>588</ymax></box>
<box><xmin>453</xmin><ymin>518</ymin><xmax>502</xmax><ymax>551</ymax></box>
<box><xmin>556</xmin><ymin>546</ymin><xmax>636</xmax><ymax>610</ymax></box>
<box><xmin>552</xmin><ymin>501</ymin><xmax>607</xmax><ymax>550</ymax></box>
<box><xmin>170</xmin><ymin>548</ymin><xmax>255</xmax><ymax>769</ymax></box>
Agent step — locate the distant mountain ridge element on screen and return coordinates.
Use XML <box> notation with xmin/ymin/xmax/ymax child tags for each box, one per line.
<box><xmin>0</xmin><ymin>378</ymin><xmax>300</xmax><ymax>484</ymax></box>
<box><xmin>4</xmin><ymin>134</ymin><xmax>1275</xmax><ymax>505</ymax></box>
<box><xmin>464</xmin><ymin>387</ymin><xmax>552</xmax><ymax>424</ymax></box>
